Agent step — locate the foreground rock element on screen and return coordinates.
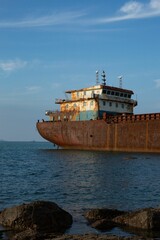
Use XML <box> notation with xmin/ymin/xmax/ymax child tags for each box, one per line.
<box><xmin>0</xmin><ymin>201</ymin><xmax>72</xmax><ymax>234</ymax></box>
<box><xmin>114</xmin><ymin>207</ymin><xmax>160</xmax><ymax>230</ymax></box>
<box><xmin>84</xmin><ymin>208</ymin><xmax>126</xmax><ymax>230</ymax></box>
<box><xmin>84</xmin><ymin>207</ymin><xmax>160</xmax><ymax>238</ymax></box>
<box><xmin>12</xmin><ymin>232</ymin><xmax>155</xmax><ymax>240</ymax></box>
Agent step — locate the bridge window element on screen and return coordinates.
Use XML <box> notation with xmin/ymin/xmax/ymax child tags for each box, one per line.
<box><xmin>111</xmin><ymin>91</ymin><xmax>114</xmax><ymax>95</ymax></box>
<box><xmin>102</xmin><ymin>89</ymin><xmax>106</xmax><ymax>94</ymax></box>
<box><xmin>107</xmin><ymin>91</ymin><xmax>111</xmax><ymax>95</ymax></box>
<box><xmin>109</xmin><ymin>102</ymin><xmax>112</xmax><ymax>107</ymax></box>
<box><xmin>90</xmin><ymin>100</ymin><xmax>94</xmax><ymax>106</ymax></box>
<box><xmin>128</xmin><ymin>94</ymin><xmax>131</xmax><ymax>98</ymax></box>
<box><xmin>115</xmin><ymin>92</ymin><xmax>119</xmax><ymax>96</ymax></box>
<box><xmin>116</xmin><ymin>103</ymin><xmax>118</xmax><ymax>108</ymax></box>
<box><xmin>120</xmin><ymin>93</ymin><xmax>123</xmax><ymax>97</ymax></box>
<box><xmin>103</xmin><ymin>101</ymin><xmax>106</xmax><ymax>106</ymax></box>
<box><xmin>122</xmin><ymin>104</ymin><xmax>124</xmax><ymax>108</ymax></box>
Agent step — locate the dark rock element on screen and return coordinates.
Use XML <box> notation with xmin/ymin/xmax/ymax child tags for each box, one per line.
<box><xmin>84</xmin><ymin>208</ymin><xmax>126</xmax><ymax>230</ymax></box>
<box><xmin>91</xmin><ymin>219</ymin><xmax>116</xmax><ymax>231</ymax></box>
<box><xmin>11</xmin><ymin>233</ymin><xmax>156</xmax><ymax>240</ymax></box>
<box><xmin>113</xmin><ymin>208</ymin><xmax>160</xmax><ymax>230</ymax></box>
<box><xmin>84</xmin><ymin>208</ymin><xmax>126</xmax><ymax>224</ymax></box>
<box><xmin>0</xmin><ymin>201</ymin><xmax>72</xmax><ymax>233</ymax></box>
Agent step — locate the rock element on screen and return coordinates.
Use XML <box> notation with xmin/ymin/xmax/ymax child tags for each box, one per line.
<box><xmin>0</xmin><ymin>201</ymin><xmax>72</xmax><ymax>233</ymax></box>
<box><xmin>11</xmin><ymin>233</ymin><xmax>156</xmax><ymax>240</ymax></box>
<box><xmin>84</xmin><ymin>208</ymin><xmax>126</xmax><ymax>230</ymax></box>
<box><xmin>91</xmin><ymin>219</ymin><xmax>116</xmax><ymax>231</ymax></box>
<box><xmin>113</xmin><ymin>208</ymin><xmax>160</xmax><ymax>230</ymax></box>
<box><xmin>84</xmin><ymin>207</ymin><xmax>160</xmax><ymax>237</ymax></box>
<box><xmin>85</xmin><ymin>208</ymin><xmax>126</xmax><ymax>223</ymax></box>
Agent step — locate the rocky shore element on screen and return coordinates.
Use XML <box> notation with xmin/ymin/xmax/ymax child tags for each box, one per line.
<box><xmin>0</xmin><ymin>201</ymin><xmax>160</xmax><ymax>240</ymax></box>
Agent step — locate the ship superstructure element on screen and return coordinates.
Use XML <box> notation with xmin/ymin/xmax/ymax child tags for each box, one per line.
<box><xmin>46</xmin><ymin>71</ymin><xmax>137</xmax><ymax>122</ymax></box>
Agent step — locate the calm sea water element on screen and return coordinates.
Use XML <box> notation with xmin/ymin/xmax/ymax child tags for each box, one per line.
<box><xmin>1</xmin><ymin>141</ymin><xmax>160</xmax><ymax>237</ymax></box>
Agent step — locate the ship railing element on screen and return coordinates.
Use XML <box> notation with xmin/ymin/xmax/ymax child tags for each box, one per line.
<box><xmin>105</xmin><ymin>113</ymin><xmax>160</xmax><ymax>124</ymax></box>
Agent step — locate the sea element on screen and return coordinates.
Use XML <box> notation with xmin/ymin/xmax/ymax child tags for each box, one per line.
<box><xmin>1</xmin><ymin>141</ymin><xmax>160</xmax><ymax>239</ymax></box>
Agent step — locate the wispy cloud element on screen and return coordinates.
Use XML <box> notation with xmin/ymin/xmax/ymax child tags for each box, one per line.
<box><xmin>0</xmin><ymin>0</ymin><xmax>159</xmax><ymax>29</ymax></box>
<box><xmin>92</xmin><ymin>0</ymin><xmax>160</xmax><ymax>24</ymax></box>
<box><xmin>25</xmin><ymin>86</ymin><xmax>41</xmax><ymax>94</ymax></box>
<box><xmin>154</xmin><ymin>79</ymin><xmax>160</xmax><ymax>88</ymax></box>
<box><xmin>0</xmin><ymin>10</ymin><xmax>86</xmax><ymax>28</ymax></box>
<box><xmin>0</xmin><ymin>59</ymin><xmax>27</xmax><ymax>71</ymax></box>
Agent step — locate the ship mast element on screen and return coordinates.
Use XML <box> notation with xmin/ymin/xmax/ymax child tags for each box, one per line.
<box><xmin>101</xmin><ymin>71</ymin><xmax>106</xmax><ymax>86</ymax></box>
<box><xmin>118</xmin><ymin>75</ymin><xmax>123</xmax><ymax>88</ymax></box>
<box><xmin>96</xmin><ymin>70</ymin><xmax>99</xmax><ymax>85</ymax></box>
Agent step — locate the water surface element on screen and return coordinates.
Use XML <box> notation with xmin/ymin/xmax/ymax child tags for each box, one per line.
<box><xmin>1</xmin><ymin>141</ymin><xmax>160</xmax><ymax>236</ymax></box>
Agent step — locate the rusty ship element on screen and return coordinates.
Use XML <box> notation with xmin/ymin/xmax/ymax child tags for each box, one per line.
<box><xmin>36</xmin><ymin>71</ymin><xmax>160</xmax><ymax>152</ymax></box>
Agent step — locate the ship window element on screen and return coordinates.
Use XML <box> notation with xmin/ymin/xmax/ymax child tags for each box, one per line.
<box><xmin>90</xmin><ymin>101</ymin><xmax>94</xmax><ymax>106</ymax></box>
<box><xmin>102</xmin><ymin>89</ymin><xmax>106</xmax><ymax>94</ymax></box>
<box><xmin>120</xmin><ymin>93</ymin><xmax>123</xmax><ymax>97</ymax></box>
<box><xmin>109</xmin><ymin>102</ymin><xmax>112</xmax><ymax>107</ymax></box>
<box><xmin>107</xmin><ymin>91</ymin><xmax>111</xmax><ymax>95</ymax></box>
<box><xmin>74</xmin><ymin>103</ymin><xmax>77</xmax><ymax>107</ymax></box>
<box><xmin>128</xmin><ymin>94</ymin><xmax>131</xmax><ymax>98</ymax></box>
<box><xmin>77</xmin><ymin>92</ymin><xmax>79</xmax><ymax>97</ymax></box>
<box><xmin>91</xmin><ymin>90</ymin><xmax>94</xmax><ymax>97</ymax></box>
<box><xmin>103</xmin><ymin>101</ymin><xmax>106</xmax><ymax>106</ymax></box>
<box><xmin>115</xmin><ymin>92</ymin><xmax>119</xmax><ymax>96</ymax></box>
<box><xmin>124</xmin><ymin>93</ymin><xmax>127</xmax><ymax>98</ymax></box>
<box><xmin>111</xmin><ymin>91</ymin><xmax>114</xmax><ymax>95</ymax></box>
<box><xmin>66</xmin><ymin>104</ymin><xmax>68</xmax><ymax>109</ymax></box>
<box><xmin>122</xmin><ymin>104</ymin><xmax>124</xmax><ymax>108</ymax></box>
<box><xmin>84</xmin><ymin>91</ymin><xmax>86</xmax><ymax>95</ymax></box>
<box><xmin>116</xmin><ymin>103</ymin><xmax>118</xmax><ymax>108</ymax></box>
<box><xmin>58</xmin><ymin>116</ymin><xmax>60</xmax><ymax>120</ymax></box>
<box><xmin>83</xmin><ymin>102</ymin><xmax>86</xmax><ymax>106</ymax></box>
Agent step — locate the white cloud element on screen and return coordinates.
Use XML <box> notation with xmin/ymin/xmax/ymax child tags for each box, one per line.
<box><xmin>0</xmin><ymin>10</ymin><xmax>86</xmax><ymax>28</ymax></box>
<box><xmin>120</xmin><ymin>1</ymin><xmax>143</xmax><ymax>14</ymax></box>
<box><xmin>25</xmin><ymin>86</ymin><xmax>41</xmax><ymax>93</ymax></box>
<box><xmin>154</xmin><ymin>79</ymin><xmax>160</xmax><ymax>88</ymax></box>
<box><xmin>96</xmin><ymin>0</ymin><xmax>160</xmax><ymax>24</ymax></box>
<box><xmin>0</xmin><ymin>59</ymin><xmax>27</xmax><ymax>72</ymax></box>
<box><xmin>150</xmin><ymin>0</ymin><xmax>160</xmax><ymax>9</ymax></box>
<box><xmin>0</xmin><ymin>0</ymin><xmax>159</xmax><ymax>29</ymax></box>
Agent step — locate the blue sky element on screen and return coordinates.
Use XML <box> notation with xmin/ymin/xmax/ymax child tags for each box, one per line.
<box><xmin>0</xmin><ymin>0</ymin><xmax>160</xmax><ymax>141</ymax></box>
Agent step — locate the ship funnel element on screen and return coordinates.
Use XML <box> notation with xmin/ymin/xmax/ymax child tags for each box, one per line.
<box><xmin>101</xmin><ymin>71</ymin><xmax>106</xmax><ymax>86</ymax></box>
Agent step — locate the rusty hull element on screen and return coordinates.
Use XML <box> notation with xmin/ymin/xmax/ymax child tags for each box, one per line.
<box><xmin>37</xmin><ymin>115</ymin><xmax>160</xmax><ymax>152</ymax></box>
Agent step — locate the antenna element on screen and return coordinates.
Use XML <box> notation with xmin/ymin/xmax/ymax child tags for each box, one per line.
<box><xmin>96</xmin><ymin>70</ymin><xmax>99</xmax><ymax>85</ymax></box>
<box><xmin>101</xmin><ymin>71</ymin><xmax>106</xmax><ymax>86</ymax></box>
<box><xmin>118</xmin><ymin>76</ymin><xmax>123</xmax><ymax>88</ymax></box>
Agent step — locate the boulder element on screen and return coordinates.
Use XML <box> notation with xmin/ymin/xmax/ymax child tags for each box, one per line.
<box><xmin>113</xmin><ymin>207</ymin><xmax>160</xmax><ymax>230</ymax></box>
<box><xmin>84</xmin><ymin>208</ymin><xmax>126</xmax><ymax>230</ymax></box>
<box><xmin>0</xmin><ymin>201</ymin><xmax>72</xmax><ymax>233</ymax></box>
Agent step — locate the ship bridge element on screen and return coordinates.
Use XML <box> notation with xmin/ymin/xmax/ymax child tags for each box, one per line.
<box><xmin>46</xmin><ymin>71</ymin><xmax>137</xmax><ymax>122</ymax></box>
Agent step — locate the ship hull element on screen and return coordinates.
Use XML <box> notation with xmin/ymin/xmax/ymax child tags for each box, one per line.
<box><xmin>37</xmin><ymin>117</ymin><xmax>160</xmax><ymax>152</ymax></box>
